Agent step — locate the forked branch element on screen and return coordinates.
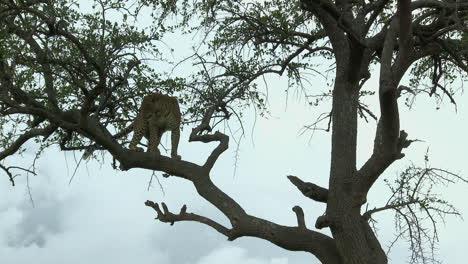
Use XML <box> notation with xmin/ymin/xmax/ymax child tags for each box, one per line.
<box><xmin>0</xmin><ymin>124</ymin><xmax>57</xmax><ymax>161</ymax></box>
<box><xmin>189</xmin><ymin>103</ymin><xmax>229</xmax><ymax>171</ymax></box>
<box><xmin>145</xmin><ymin>201</ymin><xmax>231</xmax><ymax>236</ymax></box>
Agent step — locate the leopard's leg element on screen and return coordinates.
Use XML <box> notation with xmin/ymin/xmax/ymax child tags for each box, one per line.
<box><xmin>170</xmin><ymin>128</ymin><xmax>181</xmax><ymax>160</ymax></box>
<box><xmin>148</xmin><ymin>124</ymin><xmax>161</xmax><ymax>154</ymax></box>
<box><xmin>128</xmin><ymin>121</ymin><xmax>146</xmax><ymax>152</ymax></box>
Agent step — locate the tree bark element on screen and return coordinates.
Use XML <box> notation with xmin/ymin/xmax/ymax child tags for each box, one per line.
<box><xmin>325</xmin><ymin>64</ymin><xmax>387</xmax><ymax>263</ymax></box>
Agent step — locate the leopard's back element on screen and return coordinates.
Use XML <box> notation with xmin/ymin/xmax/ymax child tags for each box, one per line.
<box><xmin>127</xmin><ymin>93</ymin><xmax>182</xmax><ymax>157</ymax></box>
<box><xmin>150</xmin><ymin>95</ymin><xmax>181</xmax><ymax>131</ymax></box>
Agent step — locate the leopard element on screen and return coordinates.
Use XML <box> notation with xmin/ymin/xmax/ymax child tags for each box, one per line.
<box><xmin>114</xmin><ymin>92</ymin><xmax>182</xmax><ymax>160</ymax></box>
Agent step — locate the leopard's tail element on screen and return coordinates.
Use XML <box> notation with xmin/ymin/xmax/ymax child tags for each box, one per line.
<box><xmin>82</xmin><ymin>122</ymin><xmax>135</xmax><ymax>161</ymax></box>
<box><xmin>113</xmin><ymin>122</ymin><xmax>135</xmax><ymax>139</ymax></box>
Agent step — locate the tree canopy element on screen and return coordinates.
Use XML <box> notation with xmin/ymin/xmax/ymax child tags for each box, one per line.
<box><xmin>1</xmin><ymin>0</ymin><xmax>468</xmax><ymax>264</ymax></box>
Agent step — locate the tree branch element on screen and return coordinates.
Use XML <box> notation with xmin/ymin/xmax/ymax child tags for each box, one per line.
<box><xmin>357</xmin><ymin>129</ymin><xmax>415</xmax><ymax>193</ymax></box>
<box><xmin>287</xmin><ymin>175</ymin><xmax>328</xmax><ymax>203</ymax></box>
<box><xmin>0</xmin><ymin>123</ymin><xmax>57</xmax><ymax>161</ymax></box>
<box><xmin>0</xmin><ymin>56</ymin><xmax>45</xmax><ymax>109</ymax></box>
<box><xmin>363</xmin><ymin>0</ymin><xmax>391</xmax><ymax>33</ymax></box>
<box><xmin>357</xmin><ymin>7</ymin><xmax>417</xmax><ymax>194</ymax></box>
<box><xmin>0</xmin><ymin>164</ymin><xmax>16</xmax><ymax>186</ymax></box>
<box><xmin>13</xmin><ymin>27</ymin><xmax>60</xmax><ymax>110</ymax></box>
<box><xmin>148</xmin><ymin>161</ymin><xmax>341</xmax><ymax>264</ymax></box>
<box><xmin>189</xmin><ymin>103</ymin><xmax>230</xmax><ymax>172</ymax></box>
<box><xmin>411</xmin><ymin>0</ymin><xmax>468</xmax><ymax>10</ymax></box>
<box><xmin>300</xmin><ymin>0</ymin><xmax>365</xmax><ymax>46</ymax></box>
<box><xmin>145</xmin><ymin>201</ymin><xmax>231</xmax><ymax>236</ymax></box>
<box><xmin>292</xmin><ymin>206</ymin><xmax>307</xmax><ymax>229</ymax></box>
<box><xmin>397</xmin><ymin>0</ymin><xmax>413</xmax><ymax>58</ymax></box>
<box><xmin>16</xmin><ymin>5</ymin><xmax>102</xmax><ymax>72</ymax></box>
<box><xmin>363</xmin><ymin>199</ymin><xmax>419</xmax><ymax>220</ymax></box>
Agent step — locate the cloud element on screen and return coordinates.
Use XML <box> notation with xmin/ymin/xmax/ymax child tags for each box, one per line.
<box><xmin>195</xmin><ymin>246</ymin><xmax>288</xmax><ymax>264</ymax></box>
<box><xmin>0</xmin><ymin>165</ymin><xmax>171</xmax><ymax>264</ymax></box>
<box><xmin>3</xmin><ymin>188</ymin><xmax>67</xmax><ymax>248</ymax></box>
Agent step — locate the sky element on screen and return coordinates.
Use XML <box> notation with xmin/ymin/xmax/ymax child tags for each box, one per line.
<box><xmin>1</xmin><ymin>2</ymin><xmax>468</xmax><ymax>264</ymax></box>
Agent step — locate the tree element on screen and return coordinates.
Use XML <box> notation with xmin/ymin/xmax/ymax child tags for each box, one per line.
<box><xmin>0</xmin><ymin>0</ymin><xmax>467</xmax><ymax>264</ymax></box>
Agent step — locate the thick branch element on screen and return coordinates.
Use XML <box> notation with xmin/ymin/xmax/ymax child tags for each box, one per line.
<box><xmin>300</xmin><ymin>0</ymin><xmax>365</xmax><ymax>46</ymax></box>
<box><xmin>189</xmin><ymin>104</ymin><xmax>229</xmax><ymax>172</ymax></box>
<box><xmin>358</xmin><ymin>6</ymin><xmax>421</xmax><ymax>193</ymax></box>
<box><xmin>147</xmin><ymin>164</ymin><xmax>342</xmax><ymax>264</ymax></box>
<box><xmin>379</xmin><ymin>20</ymin><xmax>397</xmax><ymax>92</ymax></box>
<box><xmin>65</xmin><ymin>113</ymin><xmax>203</xmax><ymax>179</ymax></box>
<box><xmin>191</xmin><ymin>172</ymin><xmax>341</xmax><ymax>263</ymax></box>
<box><xmin>363</xmin><ymin>0</ymin><xmax>391</xmax><ymax>33</ymax></box>
<box><xmin>1</xmin><ymin>106</ymin><xmax>203</xmax><ymax>181</ymax></box>
<box><xmin>287</xmin><ymin>175</ymin><xmax>328</xmax><ymax>203</ymax></box>
<box><xmin>203</xmin><ymin>132</ymin><xmax>229</xmax><ymax>171</ymax></box>
<box><xmin>357</xmin><ymin>18</ymin><xmax>407</xmax><ymax>194</ymax></box>
<box><xmin>391</xmin><ymin>0</ymin><xmax>415</xmax><ymax>79</ymax></box>
<box><xmin>397</xmin><ymin>0</ymin><xmax>413</xmax><ymax>58</ymax></box>
<box><xmin>357</xmin><ymin>130</ymin><xmax>414</xmax><ymax>193</ymax></box>
<box><xmin>237</xmin><ymin>215</ymin><xmax>341</xmax><ymax>264</ymax></box>
<box><xmin>145</xmin><ymin>199</ymin><xmax>341</xmax><ymax>263</ymax></box>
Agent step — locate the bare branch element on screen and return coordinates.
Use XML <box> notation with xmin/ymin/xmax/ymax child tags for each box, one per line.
<box><xmin>189</xmin><ymin>102</ymin><xmax>230</xmax><ymax>172</ymax></box>
<box><xmin>287</xmin><ymin>175</ymin><xmax>328</xmax><ymax>203</ymax></box>
<box><xmin>145</xmin><ymin>201</ymin><xmax>231</xmax><ymax>236</ymax></box>
<box><xmin>145</xmin><ymin>199</ymin><xmax>341</xmax><ymax>263</ymax></box>
<box><xmin>365</xmin><ymin>152</ymin><xmax>467</xmax><ymax>263</ymax></box>
<box><xmin>0</xmin><ymin>164</ymin><xmax>16</xmax><ymax>186</ymax></box>
<box><xmin>152</xmin><ymin>165</ymin><xmax>342</xmax><ymax>264</ymax></box>
<box><xmin>292</xmin><ymin>206</ymin><xmax>307</xmax><ymax>229</ymax></box>
<box><xmin>0</xmin><ymin>124</ymin><xmax>57</xmax><ymax>161</ymax></box>
<box><xmin>202</xmin><ymin>132</ymin><xmax>229</xmax><ymax>171</ymax></box>
<box><xmin>363</xmin><ymin>199</ymin><xmax>419</xmax><ymax>220</ymax></box>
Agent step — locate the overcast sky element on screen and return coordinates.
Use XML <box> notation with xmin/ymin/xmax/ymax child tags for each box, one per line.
<box><xmin>1</xmin><ymin>2</ymin><xmax>468</xmax><ymax>264</ymax></box>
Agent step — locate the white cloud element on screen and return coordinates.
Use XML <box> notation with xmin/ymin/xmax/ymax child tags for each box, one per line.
<box><xmin>195</xmin><ymin>246</ymin><xmax>288</xmax><ymax>264</ymax></box>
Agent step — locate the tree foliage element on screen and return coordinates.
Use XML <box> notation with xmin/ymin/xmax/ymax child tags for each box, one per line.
<box><xmin>1</xmin><ymin>0</ymin><xmax>468</xmax><ymax>264</ymax></box>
